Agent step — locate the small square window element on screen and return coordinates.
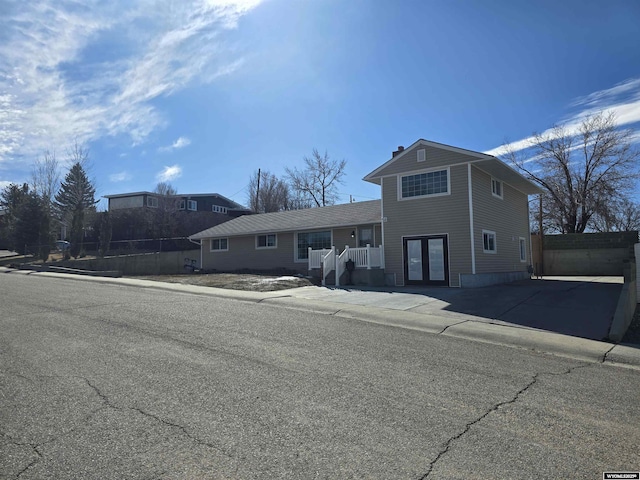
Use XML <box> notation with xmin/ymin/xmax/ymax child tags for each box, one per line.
<box><xmin>210</xmin><ymin>238</ymin><xmax>228</xmax><ymax>251</ymax></box>
<box><xmin>256</xmin><ymin>234</ymin><xmax>277</xmax><ymax>249</ymax></box>
<box><xmin>179</xmin><ymin>200</ymin><xmax>186</xmax><ymax>210</ymax></box>
<box><xmin>491</xmin><ymin>179</ymin><xmax>503</xmax><ymax>199</ymax></box>
<box><xmin>187</xmin><ymin>200</ymin><xmax>197</xmax><ymax>211</ymax></box>
<box><xmin>482</xmin><ymin>230</ymin><xmax>497</xmax><ymax>254</ymax></box>
<box><xmin>147</xmin><ymin>196</ymin><xmax>158</xmax><ymax>208</ymax></box>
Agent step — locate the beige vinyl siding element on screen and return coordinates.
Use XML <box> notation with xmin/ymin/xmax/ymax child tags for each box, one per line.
<box><xmin>374</xmin><ymin>144</ymin><xmax>480</xmax><ymax>178</ymax></box>
<box><xmin>201</xmin><ymin>224</ymin><xmax>381</xmax><ymax>273</ymax></box>
<box><xmin>471</xmin><ymin>166</ymin><xmax>530</xmax><ymax>273</ymax></box>
<box><xmin>332</xmin><ymin>227</ymin><xmax>358</xmax><ymax>253</ymax></box>
<box><xmin>202</xmin><ymin>232</ymin><xmax>304</xmax><ymax>273</ymax></box>
<box><xmin>374</xmin><ymin>225</ymin><xmax>382</xmax><ymax>247</ymax></box>
<box><xmin>381</xmin><ymin>164</ymin><xmax>471</xmax><ymax>287</ymax></box>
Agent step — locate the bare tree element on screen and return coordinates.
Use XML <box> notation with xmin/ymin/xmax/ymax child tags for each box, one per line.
<box><xmin>151</xmin><ymin>182</ymin><xmax>179</xmax><ymax>238</ymax></box>
<box><xmin>592</xmin><ymin>198</ymin><xmax>640</xmax><ymax>232</ymax></box>
<box><xmin>31</xmin><ymin>150</ymin><xmax>61</xmax><ymax>206</ymax></box>
<box><xmin>247</xmin><ymin>170</ymin><xmax>292</xmax><ymax>213</ymax></box>
<box><xmin>504</xmin><ymin>112</ymin><xmax>640</xmax><ymax>233</ymax></box>
<box><xmin>285</xmin><ymin>149</ymin><xmax>347</xmax><ymax>207</ymax></box>
<box><xmin>31</xmin><ymin>150</ymin><xmax>61</xmax><ymax>240</ymax></box>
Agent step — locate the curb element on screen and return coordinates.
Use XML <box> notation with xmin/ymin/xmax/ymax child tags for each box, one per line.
<box><xmin>3</xmin><ymin>267</ymin><xmax>640</xmax><ymax>370</ymax></box>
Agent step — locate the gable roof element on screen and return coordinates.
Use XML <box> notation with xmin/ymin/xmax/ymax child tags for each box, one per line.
<box><xmin>189</xmin><ymin>200</ymin><xmax>381</xmax><ymax>239</ymax></box>
<box><xmin>363</xmin><ymin>139</ymin><xmax>543</xmax><ymax>195</ymax></box>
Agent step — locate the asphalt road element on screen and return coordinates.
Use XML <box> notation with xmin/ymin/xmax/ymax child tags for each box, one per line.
<box><xmin>1</xmin><ymin>271</ymin><xmax>639</xmax><ymax>479</ymax></box>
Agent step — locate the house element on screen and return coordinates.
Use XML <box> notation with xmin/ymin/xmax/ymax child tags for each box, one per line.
<box><xmin>189</xmin><ymin>139</ymin><xmax>543</xmax><ymax>287</ymax></box>
<box><xmin>189</xmin><ymin>200</ymin><xmax>383</xmax><ymax>284</ymax></box>
<box><xmin>103</xmin><ymin>191</ymin><xmax>252</xmax><ymax>240</ymax></box>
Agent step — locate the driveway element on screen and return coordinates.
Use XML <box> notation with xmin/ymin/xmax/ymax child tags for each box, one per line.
<box><xmin>283</xmin><ymin>276</ymin><xmax>623</xmax><ymax>341</ymax></box>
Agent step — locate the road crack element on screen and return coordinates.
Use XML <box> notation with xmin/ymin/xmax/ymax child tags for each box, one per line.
<box><xmin>130</xmin><ymin>407</ymin><xmax>235</xmax><ymax>459</ymax></box>
<box><xmin>417</xmin><ymin>364</ymin><xmax>589</xmax><ymax>479</ymax></box>
<box><xmin>14</xmin><ymin>443</ymin><xmax>42</xmax><ymax>479</ymax></box>
<box><xmin>438</xmin><ymin>319</ymin><xmax>469</xmax><ymax>335</ymax></box>
<box><xmin>601</xmin><ymin>344</ymin><xmax>616</xmax><ymax>363</ymax></box>
<box><xmin>1</xmin><ymin>433</ymin><xmax>43</xmax><ymax>479</ymax></box>
<box><xmin>83</xmin><ymin>378</ymin><xmax>235</xmax><ymax>459</ymax></box>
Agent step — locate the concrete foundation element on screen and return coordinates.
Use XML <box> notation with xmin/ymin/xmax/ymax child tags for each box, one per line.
<box><xmin>459</xmin><ymin>271</ymin><xmax>530</xmax><ymax>288</ymax></box>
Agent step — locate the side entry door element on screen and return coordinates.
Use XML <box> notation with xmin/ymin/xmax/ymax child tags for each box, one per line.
<box><xmin>403</xmin><ymin>235</ymin><xmax>449</xmax><ymax>286</ymax></box>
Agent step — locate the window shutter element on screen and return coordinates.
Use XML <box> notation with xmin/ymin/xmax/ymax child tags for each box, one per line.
<box><xmin>417</xmin><ymin>149</ymin><xmax>426</xmax><ymax>162</ymax></box>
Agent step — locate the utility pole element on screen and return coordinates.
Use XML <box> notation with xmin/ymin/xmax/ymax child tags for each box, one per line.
<box><xmin>255</xmin><ymin>168</ymin><xmax>261</xmax><ymax>213</ymax></box>
<box><xmin>539</xmin><ymin>194</ymin><xmax>544</xmax><ymax>276</ymax></box>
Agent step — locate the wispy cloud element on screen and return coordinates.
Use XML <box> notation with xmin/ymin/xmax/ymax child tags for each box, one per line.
<box><xmin>156</xmin><ymin>165</ymin><xmax>182</xmax><ymax>182</ymax></box>
<box><xmin>486</xmin><ymin>78</ymin><xmax>640</xmax><ymax>157</ymax></box>
<box><xmin>0</xmin><ymin>0</ymin><xmax>262</xmax><ymax>166</ymax></box>
<box><xmin>158</xmin><ymin>136</ymin><xmax>192</xmax><ymax>153</ymax></box>
<box><xmin>109</xmin><ymin>171</ymin><xmax>132</xmax><ymax>182</ymax></box>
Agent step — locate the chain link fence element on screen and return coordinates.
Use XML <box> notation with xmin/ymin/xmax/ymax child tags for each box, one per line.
<box><xmin>25</xmin><ymin>237</ymin><xmax>199</xmax><ymax>260</ymax></box>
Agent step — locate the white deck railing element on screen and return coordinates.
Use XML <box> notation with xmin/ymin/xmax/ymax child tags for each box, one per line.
<box><xmin>308</xmin><ymin>248</ymin><xmax>332</xmax><ymax>269</ymax></box>
<box><xmin>308</xmin><ymin>245</ymin><xmax>384</xmax><ymax>286</ymax></box>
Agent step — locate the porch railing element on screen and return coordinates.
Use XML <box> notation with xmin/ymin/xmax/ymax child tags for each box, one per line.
<box><xmin>308</xmin><ymin>245</ymin><xmax>384</xmax><ymax>286</ymax></box>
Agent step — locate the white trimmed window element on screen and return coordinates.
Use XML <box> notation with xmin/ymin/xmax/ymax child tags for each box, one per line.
<box><xmin>296</xmin><ymin>231</ymin><xmax>331</xmax><ymax>261</ymax></box>
<box><xmin>179</xmin><ymin>200</ymin><xmax>186</xmax><ymax>210</ymax></box>
<box><xmin>400</xmin><ymin>168</ymin><xmax>449</xmax><ymax>199</ymax></box>
<box><xmin>256</xmin><ymin>234</ymin><xmax>277</xmax><ymax>249</ymax></box>
<box><xmin>519</xmin><ymin>237</ymin><xmax>527</xmax><ymax>262</ymax></box>
<box><xmin>491</xmin><ymin>178</ymin><xmax>503</xmax><ymax>199</ymax></box>
<box><xmin>358</xmin><ymin>227</ymin><xmax>373</xmax><ymax>248</ymax></box>
<box><xmin>212</xmin><ymin>205</ymin><xmax>228</xmax><ymax>214</ymax></box>
<box><xmin>147</xmin><ymin>196</ymin><xmax>158</xmax><ymax>208</ymax></box>
<box><xmin>210</xmin><ymin>238</ymin><xmax>228</xmax><ymax>251</ymax></box>
<box><xmin>187</xmin><ymin>200</ymin><xmax>197</xmax><ymax>211</ymax></box>
<box><xmin>482</xmin><ymin>230</ymin><xmax>497</xmax><ymax>254</ymax></box>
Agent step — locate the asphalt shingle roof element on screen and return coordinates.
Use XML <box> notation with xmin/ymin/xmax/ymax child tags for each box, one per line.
<box><xmin>189</xmin><ymin>200</ymin><xmax>381</xmax><ymax>239</ymax></box>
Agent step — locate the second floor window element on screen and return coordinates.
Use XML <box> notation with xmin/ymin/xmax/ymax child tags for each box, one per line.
<box><xmin>491</xmin><ymin>178</ymin><xmax>503</xmax><ymax>199</ymax></box>
<box><xmin>187</xmin><ymin>200</ymin><xmax>197</xmax><ymax>211</ymax></box>
<box><xmin>401</xmin><ymin>169</ymin><xmax>449</xmax><ymax>199</ymax></box>
<box><xmin>212</xmin><ymin>205</ymin><xmax>228</xmax><ymax>214</ymax></box>
<box><xmin>147</xmin><ymin>196</ymin><xmax>158</xmax><ymax>208</ymax></box>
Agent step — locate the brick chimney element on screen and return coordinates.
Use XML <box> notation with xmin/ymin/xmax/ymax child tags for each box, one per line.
<box><xmin>392</xmin><ymin>145</ymin><xmax>405</xmax><ymax>157</ymax></box>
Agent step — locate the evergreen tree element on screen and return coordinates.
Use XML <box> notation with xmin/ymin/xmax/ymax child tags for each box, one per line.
<box><xmin>96</xmin><ymin>211</ymin><xmax>112</xmax><ymax>258</ymax></box>
<box><xmin>0</xmin><ymin>183</ymin><xmax>29</xmax><ymax>251</ymax></box>
<box><xmin>0</xmin><ymin>184</ymin><xmax>50</xmax><ymax>256</ymax></box>
<box><xmin>54</xmin><ymin>162</ymin><xmax>97</xmax><ymax>258</ymax></box>
<box><xmin>15</xmin><ymin>192</ymin><xmax>51</xmax><ymax>260</ymax></box>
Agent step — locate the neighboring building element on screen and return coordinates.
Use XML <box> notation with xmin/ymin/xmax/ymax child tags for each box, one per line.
<box><xmin>103</xmin><ymin>192</ymin><xmax>251</xmax><ymax>240</ymax></box>
<box><xmin>104</xmin><ymin>192</ymin><xmax>250</xmax><ymax>217</ymax></box>
<box><xmin>190</xmin><ymin>139</ymin><xmax>542</xmax><ymax>287</ymax></box>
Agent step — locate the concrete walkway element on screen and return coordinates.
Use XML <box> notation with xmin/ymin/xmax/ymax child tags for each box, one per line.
<box><xmin>279</xmin><ymin>276</ymin><xmax>623</xmax><ymax>342</ymax></box>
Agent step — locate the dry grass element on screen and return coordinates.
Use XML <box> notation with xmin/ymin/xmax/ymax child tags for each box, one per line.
<box><xmin>132</xmin><ymin>273</ymin><xmax>319</xmax><ymax>292</ymax></box>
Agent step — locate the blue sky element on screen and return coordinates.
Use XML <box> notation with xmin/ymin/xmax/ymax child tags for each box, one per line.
<box><xmin>1</xmin><ymin>0</ymin><xmax>639</xmax><ymax>210</ymax></box>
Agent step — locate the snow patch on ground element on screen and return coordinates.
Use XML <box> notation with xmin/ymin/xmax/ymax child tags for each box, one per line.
<box><xmin>257</xmin><ymin>276</ymin><xmax>299</xmax><ymax>283</ymax></box>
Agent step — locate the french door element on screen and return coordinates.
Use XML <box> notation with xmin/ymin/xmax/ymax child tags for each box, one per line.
<box><xmin>403</xmin><ymin>235</ymin><xmax>449</xmax><ymax>286</ymax></box>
